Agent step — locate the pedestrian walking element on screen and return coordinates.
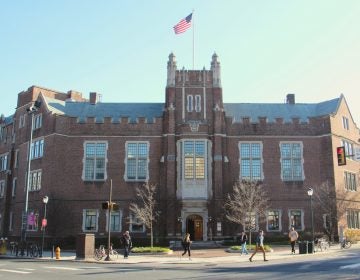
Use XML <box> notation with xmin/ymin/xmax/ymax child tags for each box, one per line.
<box><xmin>288</xmin><ymin>226</ymin><xmax>299</xmax><ymax>254</ymax></box>
<box><xmin>181</xmin><ymin>233</ymin><xmax>192</xmax><ymax>260</ymax></box>
<box><xmin>249</xmin><ymin>230</ymin><xmax>268</xmax><ymax>262</ymax></box>
<box><xmin>121</xmin><ymin>230</ymin><xmax>132</xmax><ymax>259</ymax></box>
<box><xmin>240</xmin><ymin>231</ymin><xmax>249</xmax><ymax>255</ymax></box>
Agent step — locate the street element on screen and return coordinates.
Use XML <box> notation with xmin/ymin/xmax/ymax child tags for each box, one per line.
<box><xmin>0</xmin><ymin>248</ymin><xmax>359</xmax><ymax>280</ymax></box>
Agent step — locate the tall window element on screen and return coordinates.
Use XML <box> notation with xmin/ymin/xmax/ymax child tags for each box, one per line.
<box><xmin>280</xmin><ymin>142</ymin><xmax>303</xmax><ymax>181</ymax></box>
<box><xmin>183</xmin><ymin>140</ymin><xmax>205</xmax><ymax>179</ymax></box>
<box><xmin>125</xmin><ymin>142</ymin><xmax>149</xmax><ymax>181</ymax></box>
<box><xmin>342</xmin><ymin>116</ymin><xmax>349</xmax><ymax>130</ymax></box>
<box><xmin>347</xmin><ymin>209</ymin><xmax>360</xmax><ymax>229</ymax></box>
<box><xmin>341</xmin><ymin>140</ymin><xmax>354</xmax><ymax>160</ymax></box>
<box><xmin>344</xmin><ymin>171</ymin><xmax>357</xmax><ymax>191</ymax></box>
<box><xmin>289</xmin><ymin>209</ymin><xmax>303</xmax><ymax>231</ymax></box>
<box><xmin>187</xmin><ymin>95</ymin><xmax>193</xmax><ymax>112</ymax></box>
<box><xmin>0</xmin><ymin>153</ymin><xmax>8</xmax><ymax>171</ymax></box>
<box><xmin>107</xmin><ymin>210</ymin><xmax>122</xmax><ymax>232</ymax></box>
<box><xmin>19</xmin><ymin>114</ymin><xmax>26</xmax><ymax>128</ymax></box>
<box><xmin>83</xmin><ymin>142</ymin><xmax>107</xmax><ymax>181</ymax></box>
<box><xmin>239</xmin><ymin>142</ymin><xmax>262</xmax><ymax>180</ymax></box>
<box><xmin>267</xmin><ymin>210</ymin><xmax>281</xmax><ymax>231</ymax></box>
<box><xmin>0</xmin><ymin>180</ymin><xmax>5</xmax><ymax>198</ymax></box>
<box><xmin>12</xmin><ymin>178</ymin><xmax>17</xmax><ymax>197</ymax></box>
<box><xmin>9</xmin><ymin>212</ymin><xmax>13</xmax><ymax>231</ymax></box>
<box><xmin>33</xmin><ymin>114</ymin><xmax>42</xmax><ymax>130</ymax></box>
<box><xmin>195</xmin><ymin>95</ymin><xmax>201</xmax><ymax>112</ymax></box>
<box><xmin>130</xmin><ymin>214</ymin><xmax>145</xmax><ymax>232</ymax></box>
<box><xmin>30</xmin><ymin>139</ymin><xmax>44</xmax><ymax>159</ymax></box>
<box><xmin>28</xmin><ymin>170</ymin><xmax>41</xmax><ymax>191</ymax></box>
<box><xmin>14</xmin><ymin>150</ymin><xmax>19</xmax><ymax>168</ymax></box>
<box><xmin>83</xmin><ymin>209</ymin><xmax>98</xmax><ymax>232</ymax></box>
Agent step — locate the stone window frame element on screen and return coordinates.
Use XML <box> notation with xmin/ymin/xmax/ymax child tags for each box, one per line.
<box><xmin>187</xmin><ymin>95</ymin><xmax>193</xmax><ymax>112</ymax></box>
<box><xmin>280</xmin><ymin>141</ymin><xmax>304</xmax><ymax>181</ymax></box>
<box><xmin>0</xmin><ymin>180</ymin><xmax>5</xmax><ymax>198</ymax></box>
<box><xmin>342</xmin><ymin>116</ymin><xmax>349</xmax><ymax>130</ymax></box>
<box><xmin>12</xmin><ymin>177</ymin><xmax>17</xmax><ymax>197</ymax></box>
<box><xmin>124</xmin><ymin>141</ymin><xmax>149</xmax><ymax>182</ymax></box>
<box><xmin>0</xmin><ymin>153</ymin><xmax>8</xmax><ymax>172</ymax></box>
<box><xmin>266</xmin><ymin>209</ymin><xmax>282</xmax><ymax>232</ymax></box>
<box><xmin>82</xmin><ymin>209</ymin><xmax>99</xmax><ymax>232</ymax></box>
<box><xmin>33</xmin><ymin>113</ymin><xmax>42</xmax><ymax>130</ymax></box>
<box><xmin>344</xmin><ymin>171</ymin><xmax>357</xmax><ymax>192</ymax></box>
<box><xmin>341</xmin><ymin>139</ymin><xmax>354</xmax><ymax>160</ymax></box>
<box><xmin>346</xmin><ymin>209</ymin><xmax>360</xmax><ymax>229</ymax></box>
<box><xmin>195</xmin><ymin>94</ymin><xmax>201</xmax><ymax>112</ymax></box>
<box><xmin>82</xmin><ymin>141</ymin><xmax>108</xmax><ymax>182</ymax></box>
<box><xmin>30</xmin><ymin>138</ymin><xmax>44</xmax><ymax>160</ymax></box>
<box><xmin>27</xmin><ymin>169</ymin><xmax>42</xmax><ymax>192</ymax></box>
<box><xmin>288</xmin><ymin>209</ymin><xmax>304</xmax><ymax>231</ymax></box>
<box><xmin>238</xmin><ymin>141</ymin><xmax>264</xmax><ymax>181</ymax></box>
<box><xmin>105</xmin><ymin>209</ymin><xmax>122</xmax><ymax>232</ymax></box>
<box><xmin>179</xmin><ymin>139</ymin><xmax>207</xmax><ymax>180</ymax></box>
<box><xmin>129</xmin><ymin>214</ymin><xmax>145</xmax><ymax>233</ymax></box>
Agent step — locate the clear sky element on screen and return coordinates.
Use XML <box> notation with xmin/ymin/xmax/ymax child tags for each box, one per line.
<box><xmin>1</xmin><ymin>0</ymin><xmax>359</xmax><ymax>125</ymax></box>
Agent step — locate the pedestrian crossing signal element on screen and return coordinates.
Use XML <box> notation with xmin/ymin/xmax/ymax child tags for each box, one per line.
<box><xmin>102</xmin><ymin>201</ymin><xmax>110</xmax><ymax>210</ymax></box>
<box><xmin>337</xmin><ymin>146</ymin><xmax>346</xmax><ymax>166</ymax></box>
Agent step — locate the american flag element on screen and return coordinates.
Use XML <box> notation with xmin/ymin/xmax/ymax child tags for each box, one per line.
<box><xmin>173</xmin><ymin>13</ymin><xmax>192</xmax><ymax>34</ymax></box>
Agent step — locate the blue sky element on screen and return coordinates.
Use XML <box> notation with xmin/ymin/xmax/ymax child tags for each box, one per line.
<box><xmin>1</xmin><ymin>1</ymin><xmax>359</xmax><ymax>125</ymax></box>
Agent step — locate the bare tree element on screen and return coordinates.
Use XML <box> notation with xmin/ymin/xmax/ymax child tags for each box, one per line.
<box><xmin>313</xmin><ymin>181</ymin><xmax>354</xmax><ymax>242</ymax></box>
<box><xmin>224</xmin><ymin>180</ymin><xmax>269</xmax><ymax>246</ymax></box>
<box><xmin>129</xmin><ymin>182</ymin><xmax>159</xmax><ymax>247</ymax></box>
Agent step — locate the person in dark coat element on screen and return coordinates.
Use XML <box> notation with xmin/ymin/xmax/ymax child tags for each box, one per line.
<box><xmin>181</xmin><ymin>233</ymin><xmax>192</xmax><ymax>260</ymax></box>
<box><xmin>240</xmin><ymin>231</ymin><xmax>249</xmax><ymax>255</ymax></box>
<box><xmin>121</xmin><ymin>230</ymin><xmax>132</xmax><ymax>259</ymax></box>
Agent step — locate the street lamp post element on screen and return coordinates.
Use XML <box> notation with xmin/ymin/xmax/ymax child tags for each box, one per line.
<box><xmin>21</xmin><ymin>101</ymin><xmax>41</xmax><ymax>255</ymax></box>
<box><xmin>41</xmin><ymin>195</ymin><xmax>49</xmax><ymax>257</ymax></box>
<box><xmin>307</xmin><ymin>187</ymin><xmax>315</xmax><ymax>252</ymax></box>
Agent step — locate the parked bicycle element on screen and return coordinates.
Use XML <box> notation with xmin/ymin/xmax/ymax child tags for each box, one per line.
<box><xmin>27</xmin><ymin>243</ymin><xmax>40</xmax><ymax>257</ymax></box>
<box><xmin>340</xmin><ymin>238</ymin><xmax>351</xmax><ymax>249</ymax></box>
<box><xmin>94</xmin><ymin>244</ymin><xmax>119</xmax><ymax>260</ymax></box>
<box><xmin>315</xmin><ymin>237</ymin><xmax>330</xmax><ymax>252</ymax></box>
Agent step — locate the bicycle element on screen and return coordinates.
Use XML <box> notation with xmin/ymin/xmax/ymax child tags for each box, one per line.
<box><xmin>27</xmin><ymin>243</ymin><xmax>40</xmax><ymax>257</ymax></box>
<box><xmin>315</xmin><ymin>238</ymin><xmax>330</xmax><ymax>252</ymax></box>
<box><xmin>94</xmin><ymin>244</ymin><xmax>119</xmax><ymax>260</ymax></box>
<box><xmin>340</xmin><ymin>238</ymin><xmax>351</xmax><ymax>249</ymax></box>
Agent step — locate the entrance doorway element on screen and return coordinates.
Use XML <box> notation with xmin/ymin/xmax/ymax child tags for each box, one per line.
<box><xmin>186</xmin><ymin>215</ymin><xmax>203</xmax><ymax>241</ymax></box>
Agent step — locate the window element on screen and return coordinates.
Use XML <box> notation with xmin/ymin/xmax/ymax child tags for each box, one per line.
<box><xmin>195</xmin><ymin>95</ymin><xmax>201</xmax><ymax>112</ymax></box>
<box><xmin>130</xmin><ymin>214</ymin><xmax>145</xmax><ymax>232</ymax></box>
<box><xmin>347</xmin><ymin>209</ymin><xmax>360</xmax><ymax>229</ymax></box>
<box><xmin>0</xmin><ymin>153</ymin><xmax>8</xmax><ymax>171</ymax></box>
<box><xmin>289</xmin><ymin>209</ymin><xmax>303</xmax><ymax>231</ymax></box>
<box><xmin>125</xmin><ymin>142</ymin><xmax>149</xmax><ymax>181</ymax></box>
<box><xmin>83</xmin><ymin>142</ymin><xmax>107</xmax><ymax>181</ymax></box>
<box><xmin>0</xmin><ymin>125</ymin><xmax>4</xmax><ymax>141</ymax></box>
<box><xmin>30</xmin><ymin>139</ymin><xmax>44</xmax><ymax>159</ymax></box>
<box><xmin>25</xmin><ymin>211</ymin><xmax>39</xmax><ymax>231</ymax></box>
<box><xmin>12</xmin><ymin>178</ymin><xmax>17</xmax><ymax>197</ymax></box>
<box><xmin>341</xmin><ymin>140</ymin><xmax>354</xmax><ymax>160</ymax></box>
<box><xmin>0</xmin><ymin>180</ymin><xmax>5</xmax><ymax>198</ymax></box>
<box><xmin>33</xmin><ymin>114</ymin><xmax>42</xmax><ymax>130</ymax></box>
<box><xmin>267</xmin><ymin>210</ymin><xmax>281</xmax><ymax>231</ymax></box>
<box><xmin>187</xmin><ymin>95</ymin><xmax>193</xmax><ymax>112</ymax></box>
<box><xmin>106</xmin><ymin>210</ymin><xmax>122</xmax><ymax>232</ymax></box>
<box><xmin>83</xmin><ymin>209</ymin><xmax>98</xmax><ymax>232</ymax></box>
<box><xmin>183</xmin><ymin>140</ymin><xmax>205</xmax><ymax>179</ymax></box>
<box><xmin>345</xmin><ymin>171</ymin><xmax>357</xmax><ymax>191</ymax></box>
<box><xmin>239</xmin><ymin>142</ymin><xmax>263</xmax><ymax>180</ymax></box>
<box><xmin>9</xmin><ymin>212</ymin><xmax>13</xmax><ymax>231</ymax></box>
<box><xmin>14</xmin><ymin>150</ymin><xmax>19</xmax><ymax>168</ymax></box>
<box><xmin>27</xmin><ymin>170</ymin><xmax>41</xmax><ymax>191</ymax></box>
<box><xmin>342</xmin><ymin>116</ymin><xmax>349</xmax><ymax>130</ymax></box>
<box><xmin>19</xmin><ymin>114</ymin><xmax>26</xmax><ymax>128</ymax></box>
<box><xmin>280</xmin><ymin>142</ymin><xmax>304</xmax><ymax>181</ymax></box>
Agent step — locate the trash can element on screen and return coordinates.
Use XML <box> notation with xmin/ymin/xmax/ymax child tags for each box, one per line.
<box><xmin>298</xmin><ymin>241</ymin><xmax>308</xmax><ymax>254</ymax></box>
<box><xmin>307</xmin><ymin>241</ymin><xmax>314</xmax><ymax>253</ymax></box>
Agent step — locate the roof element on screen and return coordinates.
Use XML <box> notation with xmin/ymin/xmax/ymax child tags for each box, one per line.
<box><xmin>45</xmin><ymin>96</ymin><xmax>164</xmax><ymax>123</ymax></box>
<box><xmin>223</xmin><ymin>97</ymin><xmax>340</xmax><ymax>123</ymax></box>
<box><xmin>44</xmin><ymin>95</ymin><xmax>341</xmax><ymax>124</ymax></box>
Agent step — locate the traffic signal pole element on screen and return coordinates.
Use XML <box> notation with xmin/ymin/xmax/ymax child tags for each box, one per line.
<box><xmin>105</xmin><ymin>179</ymin><xmax>113</xmax><ymax>261</ymax></box>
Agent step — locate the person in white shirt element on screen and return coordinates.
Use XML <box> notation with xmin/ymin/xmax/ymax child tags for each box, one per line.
<box><xmin>289</xmin><ymin>227</ymin><xmax>299</xmax><ymax>254</ymax></box>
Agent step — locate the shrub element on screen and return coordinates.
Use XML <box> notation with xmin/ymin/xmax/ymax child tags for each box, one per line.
<box><xmin>131</xmin><ymin>247</ymin><xmax>172</xmax><ymax>253</ymax></box>
<box><xmin>230</xmin><ymin>244</ymin><xmax>272</xmax><ymax>252</ymax></box>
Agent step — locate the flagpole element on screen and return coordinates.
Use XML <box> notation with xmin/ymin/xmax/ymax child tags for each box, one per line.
<box><xmin>192</xmin><ymin>9</ymin><xmax>195</xmax><ymax>70</ymax></box>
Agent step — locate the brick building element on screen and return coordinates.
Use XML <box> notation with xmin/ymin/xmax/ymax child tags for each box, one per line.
<box><xmin>0</xmin><ymin>53</ymin><xmax>359</xmax><ymax>245</ymax></box>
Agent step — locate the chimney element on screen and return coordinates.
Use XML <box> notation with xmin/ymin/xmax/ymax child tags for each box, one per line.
<box><xmin>89</xmin><ymin>92</ymin><xmax>99</xmax><ymax>105</ymax></box>
<box><xmin>286</xmin><ymin>93</ymin><xmax>295</xmax><ymax>104</ymax></box>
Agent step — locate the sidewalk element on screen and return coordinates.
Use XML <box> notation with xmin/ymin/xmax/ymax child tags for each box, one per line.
<box><xmin>2</xmin><ymin>243</ymin><xmax>358</xmax><ymax>264</ymax></box>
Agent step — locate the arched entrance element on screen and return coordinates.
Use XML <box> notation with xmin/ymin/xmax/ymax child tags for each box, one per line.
<box><xmin>186</xmin><ymin>214</ymin><xmax>203</xmax><ymax>241</ymax></box>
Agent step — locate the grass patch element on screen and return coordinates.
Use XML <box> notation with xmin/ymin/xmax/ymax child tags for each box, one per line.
<box><xmin>131</xmin><ymin>247</ymin><xmax>172</xmax><ymax>253</ymax></box>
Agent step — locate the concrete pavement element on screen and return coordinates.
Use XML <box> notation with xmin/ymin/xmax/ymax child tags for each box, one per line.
<box><xmin>2</xmin><ymin>242</ymin><xmax>358</xmax><ymax>264</ymax></box>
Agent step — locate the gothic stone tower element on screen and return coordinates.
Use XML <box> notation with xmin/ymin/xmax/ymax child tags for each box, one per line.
<box><xmin>163</xmin><ymin>53</ymin><xmax>225</xmax><ymax>241</ymax></box>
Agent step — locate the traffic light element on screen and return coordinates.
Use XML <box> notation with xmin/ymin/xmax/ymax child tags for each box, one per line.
<box><xmin>111</xmin><ymin>203</ymin><xmax>120</xmax><ymax>211</ymax></box>
<box><xmin>337</xmin><ymin>146</ymin><xmax>346</xmax><ymax>166</ymax></box>
<box><xmin>102</xmin><ymin>201</ymin><xmax>110</xmax><ymax>210</ymax></box>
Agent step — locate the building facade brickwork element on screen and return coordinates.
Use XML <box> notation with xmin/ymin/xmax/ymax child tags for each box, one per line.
<box><xmin>0</xmin><ymin>53</ymin><xmax>359</xmax><ymax>245</ymax></box>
